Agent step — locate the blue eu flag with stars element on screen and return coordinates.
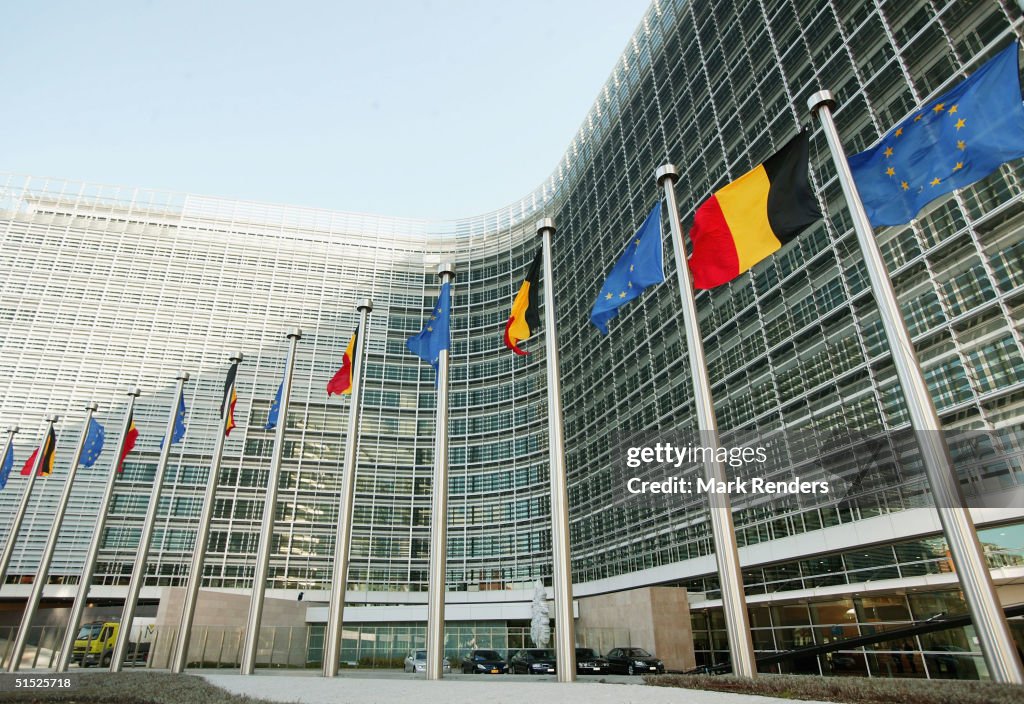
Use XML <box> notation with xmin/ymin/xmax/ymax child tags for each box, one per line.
<box><xmin>849</xmin><ymin>41</ymin><xmax>1024</xmax><ymax>227</ymax></box>
<box><xmin>80</xmin><ymin>418</ymin><xmax>105</xmax><ymax>468</ymax></box>
<box><xmin>590</xmin><ymin>201</ymin><xmax>665</xmax><ymax>335</ymax></box>
<box><xmin>407</xmin><ymin>281</ymin><xmax>452</xmax><ymax>386</ymax></box>
<box><xmin>161</xmin><ymin>391</ymin><xmax>188</xmax><ymax>447</ymax></box>
<box><xmin>0</xmin><ymin>442</ymin><xmax>12</xmax><ymax>490</ymax></box>
<box><xmin>265</xmin><ymin>380</ymin><xmax>284</xmax><ymax>430</ymax></box>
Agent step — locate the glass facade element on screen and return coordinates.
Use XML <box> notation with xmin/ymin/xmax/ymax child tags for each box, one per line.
<box><xmin>0</xmin><ymin>0</ymin><xmax>1023</xmax><ymax>679</ymax></box>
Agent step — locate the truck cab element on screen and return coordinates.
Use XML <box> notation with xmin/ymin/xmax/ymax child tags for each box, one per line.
<box><xmin>72</xmin><ymin>621</ymin><xmax>149</xmax><ymax>667</ymax></box>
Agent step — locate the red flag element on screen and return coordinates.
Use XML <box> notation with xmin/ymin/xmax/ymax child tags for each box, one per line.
<box><xmin>327</xmin><ymin>328</ymin><xmax>359</xmax><ymax>396</ymax></box>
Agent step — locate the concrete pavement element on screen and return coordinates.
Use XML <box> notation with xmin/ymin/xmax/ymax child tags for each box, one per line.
<box><xmin>200</xmin><ymin>670</ymin><xmax>828</xmax><ymax>704</ymax></box>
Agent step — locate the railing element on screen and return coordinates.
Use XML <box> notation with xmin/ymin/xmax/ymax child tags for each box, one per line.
<box><xmin>0</xmin><ymin>625</ymin><xmax>313</xmax><ymax>671</ymax></box>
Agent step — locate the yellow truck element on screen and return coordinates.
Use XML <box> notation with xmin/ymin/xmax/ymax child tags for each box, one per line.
<box><xmin>72</xmin><ymin>621</ymin><xmax>150</xmax><ymax>667</ymax></box>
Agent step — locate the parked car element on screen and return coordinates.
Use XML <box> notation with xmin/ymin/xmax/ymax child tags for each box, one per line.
<box><xmin>605</xmin><ymin>646</ymin><xmax>665</xmax><ymax>675</ymax></box>
<box><xmin>460</xmin><ymin>649</ymin><xmax>509</xmax><ymax>674</ymax></box>
<box><xmin>510</xmin><ymin>648</ymin><xmax>557</xmax><ymax>674</ymax></box>
<box><xmin>575</xmin><ymin>647</ymin><xmax>610</xmax><ymax>674</ymax></box>
<box><xmin>403</xmin><ymin>650</ymin><xmax>451</xmax><ymax>673</ymax></box>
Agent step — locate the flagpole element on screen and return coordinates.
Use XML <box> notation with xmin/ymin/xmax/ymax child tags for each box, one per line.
<box><xmin>110</xmin><ymin>372</ymin><xmax>189</xmax><ymax>672</ymax></box>
<box><xmin>241</xmin><ymin>328</ymin><xmax>302</xmax><ymax>675</ymax></box>
<box><xmin>656</xmin><ymin>166</ymin><xmax>757</xmax><ymax>678</ymax></box>
<box><xmin>0</xmin><ymin>416</ymin><xmax>58</xmax><ymax>588</ymax></box>
<box><xmin>9</xmin><ymin>404</ymin><xmax>97</xmax><ymax>672</ymax></box>
<box><xmin>55</xmin><ymin>388</ymin><xmax>140</xmax><ymax>672</ymax></box>
<box><xmin>426</xmin><ymin>263</ymin><xmax>454</xmax><ymax>680</ymax></box>
<box><xmin>323</xmin><ymin>300</ymin><xmax>372</xmax><ymax>677</ymax></box>
<box><xmin>809</xmin><ymin>90</ymin><xmax>1024</xmax><ymax>684</ymax></box>
<box><xmin>536</xmin><ymin>219</ymin><xmax>577</xmax><ymax>682</ymax></box>
<box><xmin>171</xmin><ymin>353</ymin><xmax>243</xmax><ymax>673</ymax></box>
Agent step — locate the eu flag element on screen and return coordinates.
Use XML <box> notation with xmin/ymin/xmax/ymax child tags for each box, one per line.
<box><xmin>0</xmin><ymin>442</ymin><xmax>12</xmax><ymax>490</ymax></box>
<box><xmin>80</xmin><ymin>418</ymin><xmax>105</xmax><ymax>468</ymax></box>
<box><xmin>160</xmin><ymin>391</ymin><xmax>187</xmax><ymax>448</ymax></box>
<box><xmin>590</xmin><ymin>202</ymin><xmax>665</xmax><ymax>334</ymax></box>
<box><xmin>407</xmin><ymin>281</ymin><xmax>452</xmax><ymax>386</ymax></box>
<box><xmin>849</xmin><ymin>41</ymin><xmax>1024</xmax><ymax>227</ymax></box>
<box><xmin>265</xmin><ymin>381</ymin><xmax>283</xmax><ymax>430</ymax></box>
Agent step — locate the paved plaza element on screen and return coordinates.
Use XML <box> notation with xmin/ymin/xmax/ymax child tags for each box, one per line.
<box><xmin>200</xmin><ymin>671</ymin><xmax>827</xmax><ymax>704</ymax></box>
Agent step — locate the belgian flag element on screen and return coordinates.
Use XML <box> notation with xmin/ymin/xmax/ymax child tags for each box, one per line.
<box><xmin>118</xmin><ymin>413</ymin><xmax>139</xmax><ymax>473</ymax></box>
<box><xmin>504</xmin><ymin>248</ymin><xmax>542</xmax><ymax>355</ymax></box>
<box><xmin>688</xmin><ymin>130</ymin><xmax>821</xmax><ymax>289</ymax></box>
<box><xmin>327</xmin><ymin>327</ymin><xmax>359</xmax><ymax>396</ymax></box>
<box><xmin>20</xmin><ymin>426</ymin><xmax>56</xmax><ymax>477</ymax></box>
<box><xmin>221</xmin><ymin>359</ymin><xmax>240</xmax><ymax>435</ymax></box>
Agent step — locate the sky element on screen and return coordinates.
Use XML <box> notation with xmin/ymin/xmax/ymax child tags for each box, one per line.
<box><xmin>0</xmin><ymin>1</ymin><xmax>651</xmax><ymax>220</ymax></box>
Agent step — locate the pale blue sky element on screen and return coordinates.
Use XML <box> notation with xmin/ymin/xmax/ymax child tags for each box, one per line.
<box><xmin>0</xmin><ymin>1</ymin><xmax>650</xmax><ymax>219</ymax></box>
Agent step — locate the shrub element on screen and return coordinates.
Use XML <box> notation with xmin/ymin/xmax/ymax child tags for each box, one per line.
<box><xmin>643</xmin><ymin>673</ymin><xmax>1024</xmax><ymax>704</ymax></box>
<box><xmin>0</xmin><ymin>672</ymin><xmax>275</xmax><ymax>704</ymax></box>
<box><xmin>356</xmin><ymin>656</ymin><xmax>405</xmax><ymax>669</ymax></box>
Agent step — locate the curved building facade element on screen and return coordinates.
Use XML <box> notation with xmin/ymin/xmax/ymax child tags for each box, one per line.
<box><xmin>1</xmin><ymin>0</ymin><xmax>1023</xmax><ymax>677</ymax></box>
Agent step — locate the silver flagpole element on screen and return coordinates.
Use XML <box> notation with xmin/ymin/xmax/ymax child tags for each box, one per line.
<box><xmin>323</xmin><ymin>300</ymin><xmax>373</xmax><ymax>677</ymax></box>
<box><xmin>241</xmin><ymin>328</ymin><xmax>302</xmax><ymax>675</ymax></box>
<box><xmin>0</xmin><ymin>416</ymin><xmax>58</xmax><ymax>588</ymax></box>
<box><xmin>426</xmin><ymin>263</ymin><xmax>454</xmax><ymax>680</ymax></box>
<box><xmin>536</xmin><ymin>219</ymin><xmax>577</xmax><ymax>682</ymax></box>
<box><xmin>9</xmin><ymin>404</ymin><xmax>97</xmax><ymax>672</ymax></box>
<box><xmin>657</xmin><ymin>166</ymin><xmax>757</xmax><ymax>678</ymax></box>
<box><xmin>110</xmin><ymin>372</ymin><xmax>189</xmax><ymax>672</ymax></box>
<box><xmin>55</xmin><ymin>388</ymin><xmax>141</xmax><ymax>672</ymax></box>
<box><xmin>809</xmin><ymin>90</ymin><xmax>1024</xmax><ymax>684</ymax></box>
<box><xmin>171</xmin><ymin>352</ymin><xmax>243</xmax><ymax>673</ymax></box>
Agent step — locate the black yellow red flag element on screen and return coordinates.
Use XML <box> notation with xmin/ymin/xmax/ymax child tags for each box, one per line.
<box><xmin>20</xmin><ymin>426</ymin><xmax>56</xmax><ymax>477</ymax></box>
<box><xmin>504</xmin><ymin>248</ymin><xmax>542</xmax><ymax>355</ymax></box>
<box><xmin>328</xmin><ymin>327</ymin><xmax>359</xmax><ymax>395</ymax></box>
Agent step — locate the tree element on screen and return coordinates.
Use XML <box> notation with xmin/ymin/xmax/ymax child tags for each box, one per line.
<box><xmin>530</xmin><ymin>579</ymin><xmax>551</xmax><ymax>648</ymax></box>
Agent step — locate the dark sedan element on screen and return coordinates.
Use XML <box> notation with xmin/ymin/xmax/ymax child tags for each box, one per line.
<box><xmin>510</xmin><ymin>648</ymin><xmax>557</xmax><ymax>674</ymax></box>
<box><xmin>460</xmin><ymin>649</ymin><xmax>509</xmax><ymax>674</ymax></box>
<box><xmin>575</xmin><ymin>647</ymin><xmax>610</xmax><ymax>674</ymax></box>
<box><xmin>606</xmin><ymin>646</ymin><xmax>665</xmax><ymax>675</ymax></box>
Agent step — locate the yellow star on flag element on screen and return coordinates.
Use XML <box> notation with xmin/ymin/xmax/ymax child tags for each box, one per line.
<box><xmin>914</xmin><ymin>114</ymin><xmax>923</xmax><ymax>122</ymax></box>
<box><xmin>930</xmin><ymin>177</ymin><xmax>942</xmax><ymax>186</ymax></box>
<box><xmin>427</xmin><ymin>326</ymin><xmax>433</xmax><ymax>332</ymax></box>
<box><xmin>948</xmin><ymin>105</ymin><xmax>958</xmax><ymax>115</ymax></box>
<box><xmin>957</xmin><ymin>140</ymin><xmax>966</xmax><ymax>150</ymax></box>
<box><xmin>901</xmin><ymin>181</ymin><xmax>909</xmax><ymax>191</ymax></box>
<box><xmin>895</xmin><ymin>127</ymin><xmax>903</xmax><ymax>137</ymax></box>
<box><xmin>932</xmin><ymin>103</ymin><xmax>945</xmax><ymax>113</ymax></box>
<box><xmin>955</xmin><ymin>118</ymin><xmax>966</xmax><ymax>130</ymax></box>
<box><xmin>605</xmin><ymin>292</ymin><xmax>613</xmax><ymax>300</ymax></box>
<box><xmin>884</xmin><ymin>146</ymin><xmax>894</xmax><ymax>158</ymax></box>
<box><xmin>953</xmin><ymin>162</ymin><xmax>963</xmax><ymax>171</ymax></box>
<box><xmin>618</xmin><ymin>291</ymin><xmax>627</xmax><ymax>299</ymax></box>
<box><xmin>886</xmin><ymin>167</ymin><xmax>895</xmax><ymax>177</ymax></box>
